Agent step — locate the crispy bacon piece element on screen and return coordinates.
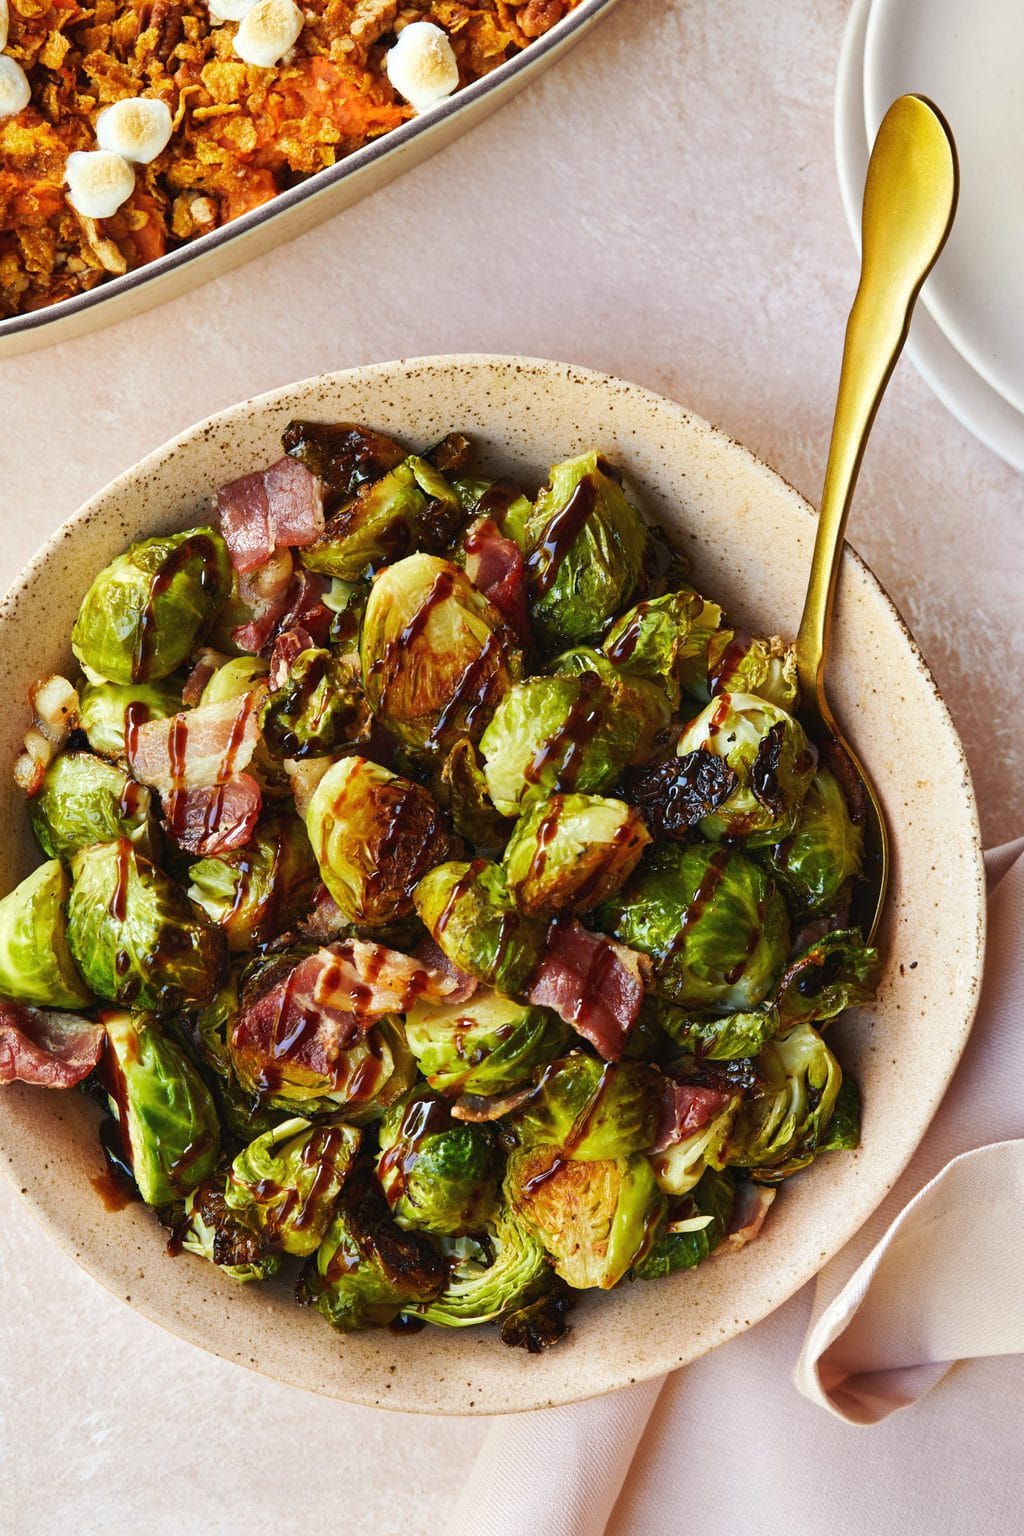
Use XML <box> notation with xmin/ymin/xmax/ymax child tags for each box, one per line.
<box><xmin>296</xmin><ymin>882</ymin><xmax>348</xmax><ymax>943</ymax></box>
<box><xmin>714</xmin><ymin>1182</ymin><xmax>776</xmax><ymax>1254</ymax></box>
<box><xmin>0</xmin><ymin>999</ymin><xmax>104</xmax><ymax>1089</ymax></box>
<box><xmin>268</xmin><ymin>624</ymin><xmax>318</xmax><ymax>688</ymax></box>
<box><xmin>164</xmin><ymin>773</ymin><xmax>262</xmax><ymax>856</ymax></box>
<box><xmin>129</xmin><ymin>695</ymin><xmax>260</xmax><ymax>793</ymax></box>
<box><xmin>217</xmin><ymin>455</ymin><xmax>324</xmax><ymax>573</ymax></box>
<box><xmin>181</xmin><ymin>647</ymin><xmax>226</xmax><ymax>708</ymax></box>
<box><xmin>651</xmin><ymin>1080</ymin><xmax>734</xmax><ymax>1153</ymax></box>
<box><xmin>13</xmin><ymin>675</ymin><xmax>80</xmax><ymax>797</ymax></box>
<box><xmin>527</xmin><ymin>921</ymin><xmax>650</xmax><ymax>1061</ymax></box>
<box><xmin>463</xmin><ymin>516</ymin><xmax>528</xmax><ymax>639</ymax></box>
<box><xmin>232</xmin><ymin>569</ymin><xmax>331</xmax><ymax>656</ymax></box>
<box><xmin>413</xmin><ymin>937</ymin><xmax>478</xmax><ymax>1005</ymax></box>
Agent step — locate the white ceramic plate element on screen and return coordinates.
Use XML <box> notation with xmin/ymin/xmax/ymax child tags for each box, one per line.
<box><xmin>865</xmin><ymin>0</ymin><xmax>1024</xmax><ymax>414</ymax></box>
<box><xmin>835</xmin><ymin>0</ymin><xmax>1024</xmax><ymax>473</ymax></box>
<box><xmin>0</xmin><ymin>357</ymin><xmax>985</xmax><ymax>1414</ymax></box>
<box><xmin>0</xmin><ymin>1</ymin><xmax>618</xmax><ymax>360</ymax></box>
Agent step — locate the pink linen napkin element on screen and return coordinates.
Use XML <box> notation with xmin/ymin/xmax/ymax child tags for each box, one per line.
<box><xmin>444</xmin><ymin>841</ymin><xmax>1024</xmax><ymax>1536</ymax></box>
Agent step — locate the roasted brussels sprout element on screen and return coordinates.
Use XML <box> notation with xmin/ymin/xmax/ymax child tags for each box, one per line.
<box><xmin>775</xmin><ymin>929</ymin><xmax>881</xmax><ymax>1027</ymax></box>
<box><xmin>404</xmin><ymin>988</ymin><xmax>571</xmax><ymax>1097</ymax></box>
<box><xmin>187</xmin><ymin>813</ymin><xmax>319</xmax><ymax>951</ymax></box>
<box><xmin>502</xmin><ymin>794</ymin><xmax>650</xmax><ymax>918</ymax></box>
<box><xmin>524</xmin><ymin>453</ymin><xmax>651</xmax><ymax>650</ymax></box>
<box><xmin>199</xmin><ymin>655</ymin><xmax>269</xmax><ymax>706</ymax></box>
<box><xmin>549</xmin><ymin>647</ymin><xmax>672</xmax><ymax>764</ymax></box>
<box><xmin>225</xmin><ymin>1117</ymin><xmax>361</xmax><ymax>1256</ymax></box>
<box><xmin>479</xmin><ymin>674</ymin><xmax>637</xmax><ymax>818</ymax></box>
<box><xmin>512</xmin><ymin>1055</ymin><xmax>661</xmax><ymax>1159</ymax></box>
<box><xmin>702</xmin><ymin>630</ymin><xmax>800</xmax><ymax>710</ymax></box>
<box><xmin>174</xmin><ymin>1176</ymin><xmax>283</xmax><ymax>1282</ymax></box>
<box><xmin>376</xmin><ymin>1089</ymin><xmax>498</xmax><ymax>1236</ymax></box>
<box><xmin>101</xmin><ymin>1009</ymin><xmax>221</xmax><ymax>1204</ymax></box>
<box><xmin>436</xmin><ymin>737</ymin><xmax>510</xmax><ymax>853</ymax></box>
<box><xmin>299</xmin><ymin>1159</ymin><xmax>446</xmax><ymax>1331</ymax></box>
<box><xmin>259</xmin><ymin>648</ymin><xmax>368</xmax><ymax>760</ymax></box>
<box><xmin>71</xmin><ymin>528</ymin><xmax>231</xmax><ymax>684</ymax></box>
<box><xmin>506</xmin><ymin>1145</ymin><xmax>665</xmax><ymax>1290</ymax></box>
<box><xmin>759</xmin><ymin>766</ymin><xmax>864</xmax><ymax>918</ymax></box>
<box><xmin>657</xmin><ymin>1001</ymin><xmax>781</xmax><ymax>1061</ymax></box>
<box><xmin>452</xmin><ymin>477</ymin><xmax>533</xmax><ymax>550</ymax></box>
<box><xmin>598</xmin><ymin>844</ymin><xmax>790</xmax><ymax>1011</ymax></box>
<box><xmin>282</xmin><ymin>419</ymin><xmax>405</xmax><ymax>499</ymax></box>
<box><xmin>417</xmin><ymin>1209</ymin><xmax>549</xmax><ymax>1327</ymax></box>
<box><xmin>78</xmin><ymin>677</ymin><xmax>183</xmax><ymax>759</ymax></box>
<box><xmin>67</xmin><ymin>839</ymin><xmax>225</xmax><ymax>1012</ymax></box>
<box><xmin>728</xmin><ymin>1022</ymin><xmax>843</xmax><ymax>1180</ymax></box>
<box><xmin>360</xmin><ymin>554</ymin><xmax>520</xmax><ymax>754</ymax></box>
<box><xmin>633</xmin><ymin>1167</ymin><xmax>735</xmax><ymax>1279</ymax></box>
<box><xmin>0</xmin><ymin>859</ymin><xmax>91</xmax><ymax>1008</ymax></box>
<box><xmin>675</xmin><ymin>693</ymin><xmax>817</xmax><ymax>846</ymax></box>
<box><xmin>300</xmin><ymin>457</ymin><xmax>461</xmax><ymax>580</ymax></box>
<box><xmin>601</xmin><ymin>589</ymin><xmax>706</xmax><ymax>705</ymax></box>
<box><xmin>413</xmin><ymin>859</ymin><xmax>547</xmax><ymax>995</ymax></box>
<box><xmin>649</xmin><ymin>1094</ymin><xmax>740</xmax><ymax>1197</ymax></box>
<box><xmin>29</xmin><ymin>752</ymin><xmax>154</xmax><ymax>860</ymax></box>
<box><xmin>305</xmin><ymin>755</ymin><xmax>458</xmax><ymax>927</ymax></box>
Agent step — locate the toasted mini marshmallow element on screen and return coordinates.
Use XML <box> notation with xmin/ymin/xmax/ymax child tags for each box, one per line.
<box><xmin>232</xmin><ymin>0</ymin><xmax>303</xmax><ymax>67</ymax></box>
<box><xmin>95</xmin><ymin>96</ymin><xmax>173</xmax><ymax>164</ymax></box>
<box><xmin>208</xmin><ymin>0</ymin><xmax>257</xmax><ymax>21</ymax></box>
<box><xmin>385</xmin><ymin>21</ymin><xmax>459</xmax><ymax>114</ymax></box>
<box><xmin>0</xmin><ymin>54</ymin><xmax>30</xmax><ymax>118</ymax></box>
<box><xmin>65</xmin><ymin>150</ymin><xmax>136</xmax><ymax>219</ymax></box>
<box><xmin>0</xmin><ymin>0</ymin><xmax>10</xmax><ymax>52</ymax></box>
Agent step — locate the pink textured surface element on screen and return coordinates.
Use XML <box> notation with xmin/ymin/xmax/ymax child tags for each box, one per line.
<box><xmin>0</xmin><ymin>0</ymin><xmax>1020</xmax><ymax>1530</ymax></box>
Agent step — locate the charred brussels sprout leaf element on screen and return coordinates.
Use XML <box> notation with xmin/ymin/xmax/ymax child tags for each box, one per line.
<box><xmin>29</xmin><ymin>752</ymin><xmax>154</xmax><ymax>860</ymax></box>
<box><xmin>67</xmin><ymin>839</ymin><xmax>225</xmax><ymax>1012</ymax></box>
<box><xmin>102</xmin><ymin>1009</ymin><xmax>220</xmax><ymax>1204</ymax></box>
<box><xmin>259</xmin><ymin>648</ymin><xmax>368</xmax><ymax>760</ymax></box>
<box><xmin>602</xmin><ymin>589</ymin><xmax>706</xmax><ymax>704</ymax></box>
<box><xmin>71</xmin><ymin>528</ymin><xmax>231</xmax><ymax>684</ymax></box>
<box><xmin>175</xmin><ymin>1176</ymin><xmax>283</xmax><ymax>1282</ymax></box>
<box><xmin>437</xmin><ymin>738</ymin><xmax>511</xmax><ymax>854</ymax></box>
<box><xmin>79</xmin><ymin>677</ymin><xmax>183</xmax><ymax>759</ymax></box>
<box><xmin>633</xmin><ymin>1167</ymin><xmax>735</xmax><ymax>1279</ymax></box>
<box><xmin>657</xmin><ymin>1001</ymin><xmax>781</xmax><ymax>1061</ymax></box>
<box><xmin>413</xmin><ymin>859</ymin><xmax>547</xmax><ymax>995</ymax></box>
<box><xmin>524</xmin><ymin>453</ymin><xmax>651</xmax><ymax>650</ymax></box>
<box><xmin>506</xmin><ymin>1145</ymin><xmax>665</xmax><ymax>1290</ymax></box>
<box><xmin>499</xmin><ymin>1275</ymin><xmax>575</xmax><ymax>1352</ymax></box>
<box><xmin>759</xmin><ymin>766</ymin><xmax>865</xmax><ymax>919</ymax></box>
<box><xmin>511</xmin><ymin>1055</ymin><xmax>661</xmax><ymax>1159</ymax></box>
<box><xmin>502</xmin><ymin>793</ymin><xmax>650</xmax><ymax>918</ymax></box>
<box><xmin>598</xmin><ymin>844</ymin><xmax>790</xmax><ymax>1011</ymax></box>
<box><xmin>299</xmin><ymin>1160</ymin><xmax>446</xmax><ymax>1331</ymax></box>
<box><xmin>188</xmin><ymin>813</ymin><xmax>318</xmax><ymax>951</ymax></box>
<box><xmin>360</xmin><ymin>554</ymin><xmax>521</xmax><ymax>754</ymax></box>
<box><xmin>417</xmin><ymin>1209</ymin><xmax>549</xmax><ymax>1327</ymax></box>
<box><xmin>675</xmin><ymin>692</ymin><xmax>817</xmax><ymax>846</ymax></box>
<box><xmin>405</xmin><ymin>988</ymin><xmax>570</xmax><ymax>1097</ymax></box>
<box><xmin>728</xmin><ymin>1022</ymin><xmax>843</xmax><ymax>1180</ymax></box>
<box><xmin>0</xmin><ymin>859</ymin><xmax>91</xmax><ymax>1008</ymax></box>
<box><xmin>649</xmin><ymin>1095</ymin><xmax>740</xmax><ymax>1197</ymax></box>
<box><xmin>282</xmin><ymin>419</ymin><xmax>405</xmax><ymax>499</ymax></box>
<box><xmin>775</xmin><ymin>929</ymin><xmax>881</xmax><ymax>1027</ymax></box>
<box><xmin>300</xmin><ymin>457</ymin><xmax>461</xmax><ymax>580</ymax></box>
<box><xmin>376</xmin><ymin>1089</ymin><xmax>498</xmax><ymax>1236</ymax></box>
<box><xmin>620</xmin><ymin>751</ymin><xmax>739</xmax><ymax>842</ymax></box>
<box><xmin>225</xmin><ymin>1117</ymin><xmax>361</xmax><ymax>1256</ymax></box>
<box><xmin>306</xmin><ymin>756</ymin><xmax>458</xmax><ymax>927</ymax></box>
<box><xmin>549</xmin><ymin>647</ymin><xmax>672</xmax><ymax>766</ymax></box>
<box><xmin>479</xmin><ymin>674</ymin><xmax>636</xmax><ymax>818</ymax></box>
<box><xmin>817</xmin><ymin>1073</ymin><xmax>861</xmax><ymax>1153</ymax></box>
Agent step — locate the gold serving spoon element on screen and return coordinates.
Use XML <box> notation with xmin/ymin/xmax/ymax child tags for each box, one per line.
<box><xmin>794</xmin><ymin>94</ymin><xmax>958</xmax><ymax>941</ymax></box>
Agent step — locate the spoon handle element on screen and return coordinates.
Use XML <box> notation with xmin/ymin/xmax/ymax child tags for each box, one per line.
<box><xmin>795</xmin><ymin>94</ymin><xmax>958</xmax><ymax>703</ymax></box>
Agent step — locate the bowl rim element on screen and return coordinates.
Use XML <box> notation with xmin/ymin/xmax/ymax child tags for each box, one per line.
<box><xmin>0</xmin><ymin>0</ymin><xmax>618</xmax><ymax>345</ymax></box>
<box><xmin>0</xmin><ymin>355</ymin><xmax>987</xmax><ymax>1411</ymax></box>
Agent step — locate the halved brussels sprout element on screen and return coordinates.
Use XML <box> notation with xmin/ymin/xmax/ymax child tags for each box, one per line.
<box><xmin>524</xmin><ymin>453</ymin><xmax>651</xmax><ymax>650</ymax></box>
<box><xmin>300</xmin><ymin>457</ymin><xmax>461</xmax><ymax>580</ymax></box>
<box><xmin>657</xmin><ymin>1001</ymin><xmax>781</xmax><ymax>1061</ymax></box>
<box><xmin>598</xmin><ymin>844</ymin><xmax>790</xmax><ymax>1011</ymax></box>
<box><xmin>79</xmin><ymin>677</ymin><xmax>183</xmax><ymax>760</ymax></box>
<box><xmin>376</xmin><ymin>1089</ymin><xmax>498</xmax><ymax>1236</ymax></box>
<box><xmin>511</xmin><ymin>1055</ymin><xmax>661</xmax><ymax>1159</ymax></box>
<box><xmin>101</xmin><ymin>1009</ymin><xmax>221</xmax><ymax>1205</ymax></box>
<box><xmin>436</xmin><ymin>738</ymin><xmax>511</xmax><ymax>854</ymax></box>
<box><xmin>299</xmin><ymin>1160</ymin><xmax>446</xmax><ymax>1331</ymax></box>
<box><xmin>413</xmin><ymin>859</ymin><xmax>547</xmax><ymax>996</ymax></box>
<box><xmin>479</xmin><ymin>675</ymin><xmax>636</xmax><ymax>818</ymax></box>
<box><xmin>305</xmin><ymin>755</ymin><xmax>458</xmax><ymax>927</ymax></box>
<box><xmin>549</xmin><ymin>648</ymin><xmax>672</xmax><ymax>765</ymax></box>
<box><xmin>71</xmin><ymin>527</ymin><xmax>231</xmax><ymax>684</ymax></box>
<box><xmin>728</xmin><ymin>1022</ymin><xmax>843</xmax><ymax>1179</ymax></box>
<box><xmin>601</xmin><ymin>589</ymin><xmax>706</xmax><ymax>704</ymax></box>
<box><xmin>187</xmin><ymin>813</ymin><xmax>319</xmax><ymax>951</ymax></box>
<box><xmin>451</xmin><ymin>477</ymin><xmax>533</xmax><ymax>551</ymax></box>
<box><xmin>189</xmin><ymin>973</ymin><xmax>282</xmax><ymax>1141</ymax></box>
<box><xmin>174</xmin><ymin>1176</ymin><xmax>283</xmax><ymax>1282</ymax></box>
<box><xmin>675</xmin><ymin>692</ymin><xmax>817</xmax><ymax>846</ymax></box>
<box><xmin>282</xmin><ymin>419</ymin><xmax>405</xmax><ymax>500</ymax></box>
<box><xmin>199</xmin><ymin>655</ymin><xmax>269</xmax><ymax>706</ymax></box>
<box><xmin>417</xmin><ymin>1208</ymin><xmax>549</xmax><ymax>1327</ymax></box>
<box><xmin>632</xmin><ymin>1167</ymin><xmax>735</xmax><ymax>1279</ymax></box>
<box><xmin>506</xmin><ymin>1145</ymin><xmax>664</xmax><ymax>1290</ymax></box>
<box><xmin>759</xmin><ymin>766</ymin><xmax>864</xmax><ymax>918</ymax></box>
<box><xmin>502</xmin><ymin>794</ymin><xmax>650</xmax><ymax>918</ymax></box>
<box><xmin>29</xmin><ymin>752</ymin><xmax>154</xmax><ymax>860</ymax></box>
<box><xmin>404</xmin><ymin>988</ymin><xmax>571</xmax><ymax>1097</ymax></box>
<box><xmin>360</xmin><ymin>554</ymin><xmax>521</xmax><ymax>754</ymax></box>
<box><xmin>67</xmin><ymin>839</ymin><xmax>225</xmax><ymax>1012</ymax></box>
<box><xmin>775</xmin><ymin>929</ymin><xmax>880</xmax><ymax>1027</ymax></box>
<box><xmin>225</xmin><ymin>1117</ymin><xmax>361</xmax><ymax>1256</ymax></box>
<box><xmin>259</xmin><ymin>648</ymin><xmax>368</xmax><ymax>760</ymax></box>
<box><xmin>0</xmin><ymin>859</ymin><xmax>91</xmax><ymax>1008</ymax></box>
<box><xmin>702</xmin><ymin>630</ymin><xmax>800</xmax><ymax>710</ymax></box>
<box><xmin>649</xmin><ymin>1094</ymin><xmax>740</xmax><ymax>1196</ymax></box>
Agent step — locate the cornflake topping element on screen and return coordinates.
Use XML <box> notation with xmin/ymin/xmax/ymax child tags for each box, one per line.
<box><xmin>385</xmin><ymin>21</ymin><xmax>459</xmax><ymax>114</ymax></box>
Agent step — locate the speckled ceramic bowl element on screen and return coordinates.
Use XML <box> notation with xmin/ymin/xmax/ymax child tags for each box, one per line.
<box><xmin>0</xmin><ymin>356</ymin><xmax>985</xmax><ymax>1414</ymax></box>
